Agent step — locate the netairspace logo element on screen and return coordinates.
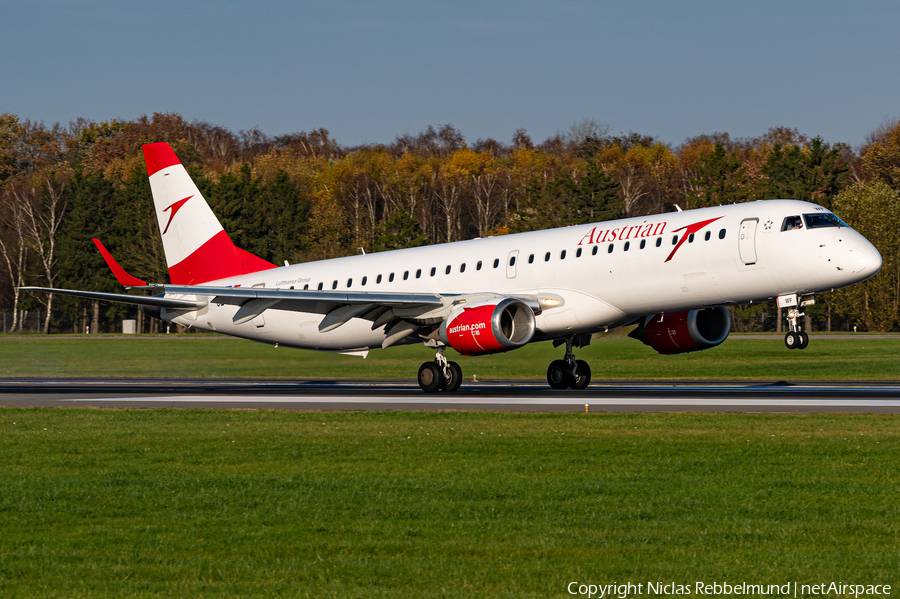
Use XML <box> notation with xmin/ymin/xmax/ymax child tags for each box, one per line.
<box><xmin>567</xmin><ymin>581</ymin><xmax>892</xmax><ymax>598</ymax></box>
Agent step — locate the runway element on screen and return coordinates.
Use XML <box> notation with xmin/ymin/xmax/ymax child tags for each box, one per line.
<box><xmin>2</xmin><ymin>378</ymin><xmax>900</xmax><ymax>413</ymax></box>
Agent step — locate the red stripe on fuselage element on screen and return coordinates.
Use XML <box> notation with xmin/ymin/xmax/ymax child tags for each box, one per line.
<box><xmin>167</xmin><ymin>230</ymin><xmax>277</xmax><ymax>285</ymax></box>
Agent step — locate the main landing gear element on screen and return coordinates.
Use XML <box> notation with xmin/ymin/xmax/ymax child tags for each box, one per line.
<box><xmin>547</xmin><ymin>337</ymin><xmax>592</xmax><ymax>390</ymax></box>
<box><xmin>783</xmin><ymin>306</ymin><xmax>809</xmax><ymax>350</ymax></box>
<box><xmin>417</xmin><ymin>346</ymin><xmax>463</xmax><ymax>393</ymax></box>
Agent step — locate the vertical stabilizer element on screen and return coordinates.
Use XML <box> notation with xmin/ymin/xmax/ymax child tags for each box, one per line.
<box><xmin>143</xmin><ymin>143</ymin><xmax>275</xmax><ymax>284</ymax></box>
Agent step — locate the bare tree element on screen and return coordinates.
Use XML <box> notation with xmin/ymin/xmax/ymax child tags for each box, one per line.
<box><xmin>0</xmin><ymin>188</ymin><xmax>28</xmax><ymax>332</ymax></box>
<box><xmin>14</xmin><ymin>170</ymin><xmax>70</xmax><ymax>333</ymax></box>
<box><xmin>563</xmin><ymin>118</ymin><xmax>612</xmax><ymax>149</ymax></box>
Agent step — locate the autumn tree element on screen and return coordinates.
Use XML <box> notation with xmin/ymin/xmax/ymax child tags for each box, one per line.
<box><xmin>828</xmin><ymin>180</ymin><xmax>900</xmax><ymax>331</ymax></box>
<box><xmin>861</xmin><ymin>119</ymin><xmax>900</xmax><ymax>190</ymax></box>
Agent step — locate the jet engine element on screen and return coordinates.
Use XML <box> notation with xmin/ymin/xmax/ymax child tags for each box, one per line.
<box><xmin>629</xmin><ymin>306</ymin><xmax>732</xmax><ymax>355</ymax></box>
<box><xmin>439</xmin><ymin>297</ymin><xmax>536</xmax><ymax>356</ymax></box>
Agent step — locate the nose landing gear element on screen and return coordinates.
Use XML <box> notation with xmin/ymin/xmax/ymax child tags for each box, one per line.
<box><xmin>779</xmin><ymin>295</ymin><xmax>813</xmax><ymax>350</ymax></box>
<box><xmin>783</xmin><ymin>306</ymin><xmax>809</xmax><ymax>350</ymax></box>
<box><xmin>547</xmin><ymin>337</ymin><xmax>592</xmax><ymax>390</ymax></box>
<box><xmin>417</xmin><ymin>346</ymin><xmax>462</xmax><ymax>392</ymax></box>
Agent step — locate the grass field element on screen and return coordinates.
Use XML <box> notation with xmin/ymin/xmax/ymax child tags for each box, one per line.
<box><xmin>0</xmin><ymin>409</ymin><xmax>898</xmax><ymax>598</ymax></box>
<box><xmin>2</xmin><ymin>334</ymin><xmax>900</xmax><ymax>380</ymax></box>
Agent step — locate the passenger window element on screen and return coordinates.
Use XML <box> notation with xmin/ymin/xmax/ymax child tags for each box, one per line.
<box><xmin>416</xmin><ymin>269</ymin><xmax>422</xmax><ymax>278</ymax></box>
<box><xmin>509</xmin><ymin>256</ymin><xmax>516</xmax><ymax>266</ymax></box>
<box><xmin>347</xmin><ymin>278</ymin><xmax>352</xmax><ymax>288</ymax></box>
<box><xmin>705</xmin><ymin>231</ymin><xmax>711</xmax><ymax>241</ymax></box>
<box><xmin>403</xmin><ymin>271</ymin><xmax>409</xmax><ymax>280</ymax></box>
<box><xmin>460</xmin><ymin>263</ymin><xmax>466</xmax><ymax>273</ymax></box>
<box><xmin>445</xmin><ymin>265</ymin><xmax>451</xmax><ymax>275</ymax></box>
<box><xmin>544</xmin><ymin>252</ymin><xmax>550</xmax><ymax>262</ymax></box>
<box><xmin>672</xmin><ymin>235</ymin><xmax>678</xmax><ymax>245</ymax></box>
<box><xmin>656</xmin><ymin>237</ymin><xmax>662</xmax><ymax>247</ymax></box>
<box><xmin>493</xmin><ymin>259</ymin><xmax>499</xmax><ymax>268</ymax></box>
<box><xmin>576</xmin><ymin>248</ymin><xmax>582</xmax><ymax>257</ymax></box>
<box><xmin>560</xmin><ymin>250</ymin><xmax>567</xmax><ymax>259</ymax></box>
<box><xmin>389</xmin><ymin>272</ymin><xmax>395</xmax><ymax>282</ymax></box>
<box><xmin>361</xmin><ymin>276</ymin><xmax>367</xmax><ymax>286</ymax></box>
<box><xmin>640</xmin><ymin>239</ymin><xmax>646</xmax><ymax>249</ymax></box>
<box><xmin>719</xmin><ymin>229</ymin><xmax>726</xmax><ymax>239</ymax></box>
<box><xmin>528</xmin><ymin>254</ymin><xmax>534</xmax><ymax>264</ymax></box>
<box><xmin>430</xmin><ymin>267</ymin><xmax>436</xmax><ymax>276</ymax></box>
<box><xmin>592</xmin><ymin>246</ymin><xmax>598</xmax><ymax>256</ymax></box>
<box><xmin>688</xmin><ymin>233</ymin><xmax>694</xmax><ymax>243</ymax></box>
<box><xmin>608</xmin><ymin>244</ymin><xmax>614</xmax><ymax>253</ymax></box>
<box><xmin>476</xmin><ymin>261</ymin><xmax>482</xmax><ymax>270</ymax></box>
<box><xmin>376</xmin><ymin>274</ymin><xmax>382</xmax><ymax>284</ymax></box>
<box><xmin>332</xmin><ymin>280</ymin><xmax>338</xmax><ymax>289</ymax></box>
<box><xmin>303</xmin><ymin>284</ymin><xmax>309</xmax><ymax>290</ymax></box>
<box><xmin>623</xmin><ymin>241</ymin><xmax>630</xmax><ymax>251</ymax></box>
<box><xmin>317</xmin><ymin>282</ymin><xmax>323</xmax><ymax>291</ymax></box>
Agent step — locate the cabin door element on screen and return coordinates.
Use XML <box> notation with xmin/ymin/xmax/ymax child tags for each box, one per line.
<box><xmin>738</xmin><ymin>218</ymin><xmax>758</xmax><ymax>265</ymax></box>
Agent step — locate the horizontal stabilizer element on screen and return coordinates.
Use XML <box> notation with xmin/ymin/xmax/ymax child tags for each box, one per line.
<box><xmin>20</xmin><ymin>287</ymin><xmax>204</xmax><ymax>309</ymax></box>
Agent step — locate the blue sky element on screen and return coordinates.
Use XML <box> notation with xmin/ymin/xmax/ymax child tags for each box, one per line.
<box><xmin>2</xmin><ymin>0</ymin><xmax>898</xmax><ymax>149</ymax></box>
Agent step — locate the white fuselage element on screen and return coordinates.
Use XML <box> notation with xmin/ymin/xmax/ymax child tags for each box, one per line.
<box><xmin>162</xmin><ymin>200</ymin><xmax>881</xmax><ymax>354</ymax></box>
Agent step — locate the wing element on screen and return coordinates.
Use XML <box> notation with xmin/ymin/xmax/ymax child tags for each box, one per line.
<box><xmin>22</xmin><ymin>284</ymin><xmax>541</xmax><ymax>348</ymax></box>
<box><xmin>19</xmin><ymin>287</ymin><xmax>203</xmax><ymax>309</ymax></box>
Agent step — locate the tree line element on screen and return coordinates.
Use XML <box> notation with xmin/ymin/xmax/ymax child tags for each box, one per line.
<box><xmin>2</xmin><ymin>112</ymin><xmax>899</xmax><ymax>334</ymax></box>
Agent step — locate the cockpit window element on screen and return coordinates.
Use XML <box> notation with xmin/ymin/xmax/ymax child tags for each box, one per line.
<box><xmin>803</xmin><ymin>213</ymin><xmax>846</xmax><ymax>229</ymax></box>
<box><xmin>781</xmin><ymin>216</ymin><xmax>803</xmax><ymax>231</ymax></box>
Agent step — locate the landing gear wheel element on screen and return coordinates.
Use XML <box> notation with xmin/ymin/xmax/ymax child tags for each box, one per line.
<box><xmin>547</xmin><ymin>360</ymin><xmax>572</xmax><ymax>390</ymax></box>
<box><xmin>441</xmin><ymin>361</ymin><xmax>463</xmax><ymax>392</ymax></box>
<box><xmin>784</xmin><ymin>332</ymin><xmax>798</xmax><ymax>350</ymax></box>
<box><xmin>797</xmin><ymin>331</ymin><xmax>809</xmax><ymax>350</ymax></box>
<box><xmin>570</xmin><ymin>360</ymin><xmax>592</xmax><ymax>390</ymax></box>
<box><xmin>418</xmin><ymin>362</ymin><xmax>443</xmax><ymax>393</ymax></box>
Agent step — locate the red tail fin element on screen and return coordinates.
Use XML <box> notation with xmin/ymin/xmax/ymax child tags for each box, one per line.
<box><xmin>143</xmin><ymin>143</ymin><xmax>277</xmax><ymax>284</ymax></box>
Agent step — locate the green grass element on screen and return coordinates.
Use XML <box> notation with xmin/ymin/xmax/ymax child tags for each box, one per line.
<box><xmin>0</xmin><ymin>409</ymin><xmax>897</xmax><ymax>597</ymax></box>
<box><xmin>2</xmin><ymin>334</ymin><xmax>900</xmax><ymax>380</ymax></box>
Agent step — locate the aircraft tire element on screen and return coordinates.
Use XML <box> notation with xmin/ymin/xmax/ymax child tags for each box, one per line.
<box><xmin>418</xmin><ymin>362</ymin><xmax>444</xmax><ymax>393</ymax></box>
<box><xmin>442</xmin><ymin>361</ymin><xmax>463</xmax><ymax>392</ymax></box>
<box><xmin>547</xmin><ymin>360</ymin><xmax>572</xmax><ymax>390</ymax></box>
<box><xmin>570</xmin><ymin>360</ymin><xmax>592</xmax><ymax>390</ymax></box>
<box><xmin>784</xmin><ymin>332</ymin><xmax>798</xmax><ymax>350</ymax></box>
<box><xmin>798</xmin><ymin>331</ymin><xmax>809</xmax><ymax>350</ymax></box>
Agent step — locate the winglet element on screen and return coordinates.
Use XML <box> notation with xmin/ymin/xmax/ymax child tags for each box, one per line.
<box><xmin>92</xmin><ymin>239</ymin><xmax>148</xmax><ymax>287</ymax></box>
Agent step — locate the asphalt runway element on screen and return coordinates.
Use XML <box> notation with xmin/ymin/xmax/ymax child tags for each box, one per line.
<box><xmin>2</xmin><ymin>378</ymin><xmax>900</xmax><ymax>413</ymax></box>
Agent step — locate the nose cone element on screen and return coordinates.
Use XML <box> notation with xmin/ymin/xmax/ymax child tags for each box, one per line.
<box><xmin>850</xmin><ymin>243</ymin><xmax>882</xmax><ymax>280</ymax></box>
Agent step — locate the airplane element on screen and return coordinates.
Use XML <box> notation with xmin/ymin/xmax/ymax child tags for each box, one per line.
<box><xmin>23</xmin><ymin>142</ymin><xmax>883</xmax><ymax>392</ymax></box>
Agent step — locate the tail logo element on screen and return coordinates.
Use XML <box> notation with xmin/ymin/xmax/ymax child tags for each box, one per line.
<box><xmin>162</xmin><ymin>196</ymin><xmax>193</xmax><ymax>235</ymax></box>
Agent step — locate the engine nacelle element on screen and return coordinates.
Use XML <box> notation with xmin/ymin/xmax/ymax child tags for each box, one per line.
<box><xmin>439</xmin><ymin>298</ymin><xmax>536</xmax><ymax>356</ymax></box>
<box><xmin>630</xmin><ymin>306</ymin><xmax>732</xmax><ymax>355</ymax></box>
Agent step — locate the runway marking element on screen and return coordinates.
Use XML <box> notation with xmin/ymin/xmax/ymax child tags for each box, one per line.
<box><xmin>65</xmin><ymin>395</ymin><xmax>900</xmax><ymax>407</ymax></box>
